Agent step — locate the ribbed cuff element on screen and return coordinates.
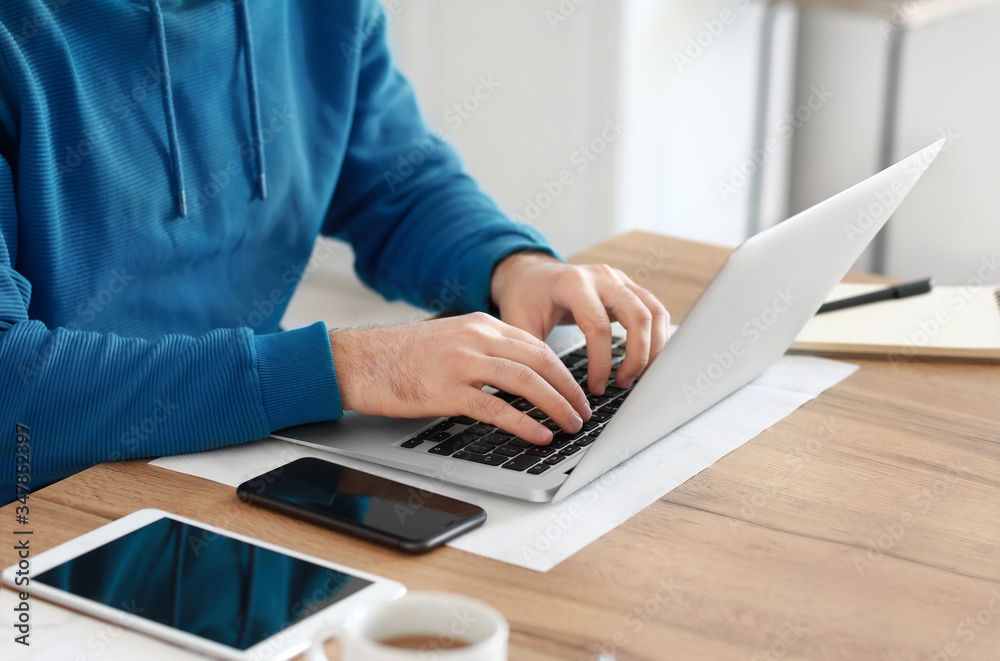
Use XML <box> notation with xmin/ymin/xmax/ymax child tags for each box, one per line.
<box><xmin>454</xmin><ymin>224</ymin><xmax>564</xmax><ymax>313</ymax></box>
<box><xmin>253</xmin><ymin>321</ymin><xmax>343</xmax><ymax>431</ymax></box>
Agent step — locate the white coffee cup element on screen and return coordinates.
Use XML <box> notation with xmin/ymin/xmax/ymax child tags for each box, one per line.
<box><xmin>309</xmin><ymin>591</ymin><xmax>509</xmax><ymax>661</ymax></box>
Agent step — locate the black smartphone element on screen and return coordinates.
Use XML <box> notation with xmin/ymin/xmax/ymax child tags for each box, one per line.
<box><xmin>236</xmin><ymin>457</ymin><xmax>486</xmax><ymax>553</ymax></box>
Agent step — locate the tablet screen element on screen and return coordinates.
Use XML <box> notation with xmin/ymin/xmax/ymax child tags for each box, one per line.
<box><xmin>33</xmin><ymin>517</ymin><xmax>373</xmax><ymax>651</ymax></box>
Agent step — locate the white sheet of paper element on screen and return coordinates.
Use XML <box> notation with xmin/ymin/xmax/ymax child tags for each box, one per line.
<box><xmin>151</xmin><ymin>355</ymin><xmax>857</xmax><ymax>572</ymax></box>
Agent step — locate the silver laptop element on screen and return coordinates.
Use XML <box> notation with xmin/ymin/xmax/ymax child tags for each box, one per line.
<box><xmin>274</xmin><ymin>140</ymin><xmax>943</xmax><ymax>503</ymax></box>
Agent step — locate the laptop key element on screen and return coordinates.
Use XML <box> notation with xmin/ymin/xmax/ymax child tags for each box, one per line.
<box><xmin>465</xmin><ymin>443</ymin><xmax>492</xmax><ymax>454</ymax></box>
<box><xmin>453</xmin><ymin>451</ymin><xmax>507</xmax><ymax>466</ymax></box>
<box><xmin>480</xmin><ymin>433</ymin><xmax>507</xmax><ymax>446</ymax></box>
<box><xmin>560</xmin><ymin>355</ymin><xmax>583</xmax><ymax>368</ymax></box>
<box><xmin>591</xmin><ymin>410</ymin><xmax>613</xmax><ymax>423</ymax></box>
<box><xmin>544</xmin><ymin>454</ymin><xmax>566</xmax><ymax>465</ymax></box>
<box><xmin>527</xmin><ymin>409</ymin><xmax>547</xmax><ymax>420</ymax></box>
<box><xmin>430</xmin><ymin>421</ymin><xmax>455</xmax><ymax>432</ymax></box>
<box><xmin>542</xmin><ymin>419</ymin><xmax>562</xmax><ymax>431</ymax></box>
<box><xmin>587</xmin><ymin>394</ymin><xmax>610</xmax><ymax>408</ymax></box>
<box><xmin>512</xmin><ymin>399</ymin><xmax>534</xmax><ymax>411</ymax></box>
<box><xmin>526</xmin><ymin>446</ymin><xmax>556</xmax><ymax>457</ymax></box>
<box><xmin>506</xmin><ymin>438</ymin><xmax>532</xmax><ymax>448</ymax></box>
<box><xmin>464</xmin><ymin>424</ymin><xmax>494</xmax><ymax>437</ymax></box>
<box><xmin>574</xmin><ymin>436</ymin><xmax>596</xmax><ymax>447</ymax></box>
<box><xmin>527</xmin><ymin>463</ymin><xmax>550</xmax><ymax>475</ymax></box>
<box><xmin>492</xmin><ymin>445</ymin><xmax>522</xmax><ymax>458</ymax></box>
<box><xmin>428</xmin><ymin>435</ymin><xmax>474</xmax><ymax>456</ymax></box>
<box><xmin>502</xmin><ymin>455</ymin><xmax>541</xmax><ymax>471</ymax></box>
<box><xmin>560</xmin><ymin>445</ymin><xmax>583</xmax><ymax>456</ymax></box>
<box><xmin>400</xmin><ymin>437</ymin><xmax>423</xmax><ymax>449</ymax></box>
<box><xmin>448</xmin><ymin>415</ymin><xmax>477</xmax><ymax>425</ymax></box>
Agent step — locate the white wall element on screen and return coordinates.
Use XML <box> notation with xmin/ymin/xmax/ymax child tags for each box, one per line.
<box><xmin>617</xmin><ymin>0</ymin><xmax>798</xmax><ymax>246</ymax></box>
<box><xmin>889</xmin><ymin>4</ymin><xmax>1000</xmax><ymax>285</ymax></box>
<box><xmin>791</xmin><ymin>4</ymin><xmax>1000</xmax><ymax>285</ymax></box>
<box><xmin>386</xmin><ymin>1</ymin><xmax>624</xmax><ymax>258</ymax></box>
<box><xmin>375</xmin><ymin>1</ymin><xmax>1000</xmax><ymax>283</ymax></box>
<box><xmin>385</xmin><ymin>0</ymin><xmax>789</xmax><ymax>254</ymax></box>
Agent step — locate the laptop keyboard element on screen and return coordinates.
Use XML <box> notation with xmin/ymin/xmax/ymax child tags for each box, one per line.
<box><xmin>397</xmin><ymin>336</ymin><xmax>635</xmax><ymax>475</ymax></box>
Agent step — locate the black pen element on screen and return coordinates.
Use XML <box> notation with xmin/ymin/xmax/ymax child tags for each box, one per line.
<box><xmin>816</xmin><ymin>277</ymin><xmax>934</xmax><ymax>314</ymax></box>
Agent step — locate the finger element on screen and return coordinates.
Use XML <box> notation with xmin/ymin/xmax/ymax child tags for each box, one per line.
<box><xmin>586</xmin><ymin>271</ymin><xmax>648</xmax><ymax>389</ymax></box>
<box><xmin>558</xmin><ymin>278</ymin><xmax>613</xmax><ymax>395</ymax></box>
<box><xmin>485</xmin><ymin>337</ymin><xmax>590</xmax><ymax>422</ymax></box>
<box><xmin>478</xmin><ymin>356</ymin><xmax>584</xmax><ymax>437</ymax></box>
<box><xmin>620</xmin><ymin>278</ymin><xmax>670</xmax><ymax>367</ymax></box>
<box><xmin>465</xmin><ymin>388</ymin><xmax>552</xmax><ymax>445</ymax></box>
<box><xmin>467</xmin><ymin>313</ymin><xmax>590</xmax><ymax>416</ymax></box>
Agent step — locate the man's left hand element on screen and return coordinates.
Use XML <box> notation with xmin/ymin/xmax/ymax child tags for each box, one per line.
<box><xmin>490</xmin><ymin>251</ymin><xmax>669</xmax><ymax>396</ymax></box>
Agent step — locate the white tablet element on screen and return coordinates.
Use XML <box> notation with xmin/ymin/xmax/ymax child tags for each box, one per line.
<box><xmin>2</xmin><ymin>508</ymin><xmax>405</xmax><ymax>660</ymax></box>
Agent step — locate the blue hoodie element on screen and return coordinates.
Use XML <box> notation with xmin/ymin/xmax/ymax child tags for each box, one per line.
<box><xmin>0</xmin><ymin>0</ymin><xmax>554</xmax><ymax>503</ymax></box>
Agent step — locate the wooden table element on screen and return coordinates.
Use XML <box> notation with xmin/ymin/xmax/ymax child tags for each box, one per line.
<box><xmin>3</xmin><ymin>231</ymin><xmax>998</xmax><ymax>660</ymax></box>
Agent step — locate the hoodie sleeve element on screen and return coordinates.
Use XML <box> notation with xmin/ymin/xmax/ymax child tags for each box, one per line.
<box><xmin>322</xmin><ymin>0</ymin><xmax>560</xmax><ymax>314</ymax></box>
<box><xmin>0</xmin><ymin>154</ymin><xmax>341</xmax><ymax>504</ymax></box>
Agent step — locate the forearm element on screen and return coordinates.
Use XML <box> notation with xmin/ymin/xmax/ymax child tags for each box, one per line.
<box><xmin>0</xmin><ymin>320</ymin><xmax>341</xmax><ymax>503</ymax></box>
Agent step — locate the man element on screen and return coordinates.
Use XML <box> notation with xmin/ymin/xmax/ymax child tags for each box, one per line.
<box><xmin>0</xmin><ymin>0</ymin><xmax>667</xmax><ymax>504</ymax></box>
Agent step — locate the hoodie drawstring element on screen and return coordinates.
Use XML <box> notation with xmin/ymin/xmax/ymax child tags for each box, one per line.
<box><xmin>236</xmin><ymin>1</ymin><xmax>267</xmax><ymax>201</ymax></box>
<box><xmin>147</xmin><ymin>0</ymin><xmax>268</xmax><ymax>218</ymax></box>
<box><xmin>148</xmin><ymin>0</ymin><xmax>187</xmax><ymax>217</ymax></box>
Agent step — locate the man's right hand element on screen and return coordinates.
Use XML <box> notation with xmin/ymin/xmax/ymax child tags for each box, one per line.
<box><xmin>328</xmin><ymin>313</ymin><xmax>592</xmax><ymax>444</ymax></box>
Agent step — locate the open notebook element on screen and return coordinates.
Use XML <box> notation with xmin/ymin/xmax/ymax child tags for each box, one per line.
<box><xmin>791</xmin><ymin>283</ymin><xmax>1000</xmax><ymax>362</ymax></box>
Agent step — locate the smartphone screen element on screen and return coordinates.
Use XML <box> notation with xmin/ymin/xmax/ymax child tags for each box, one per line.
<box><xmin>236</xmin><ymin>458</ymin><xmax>486</xmax><ymax>552</ymax></box>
